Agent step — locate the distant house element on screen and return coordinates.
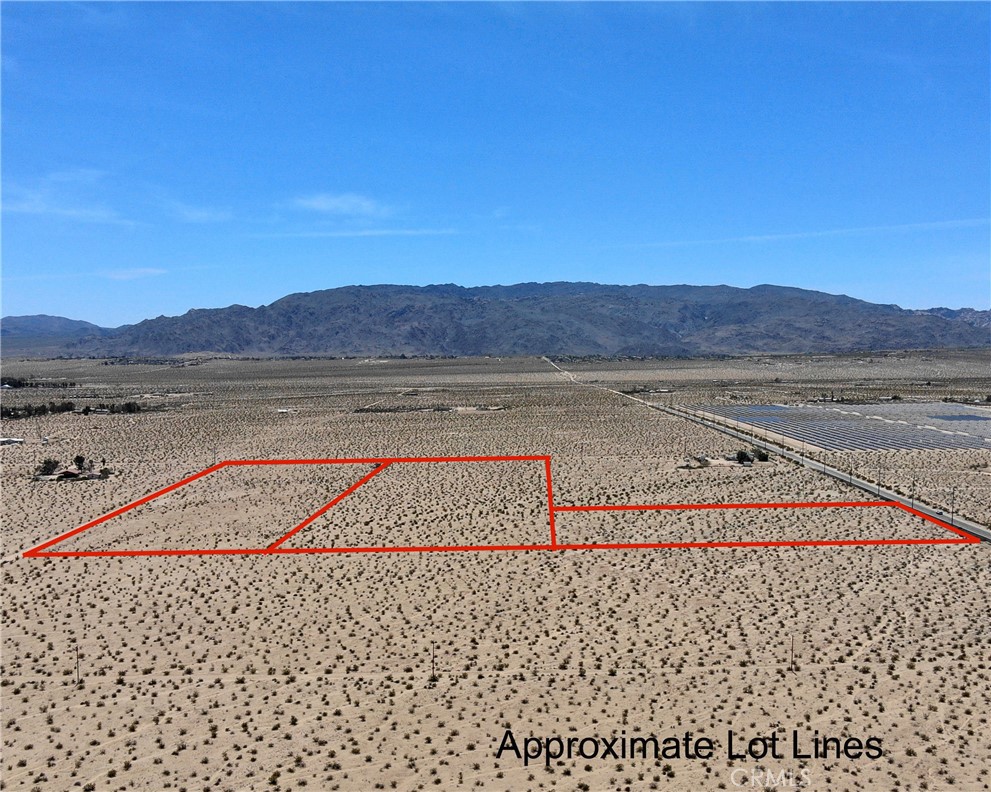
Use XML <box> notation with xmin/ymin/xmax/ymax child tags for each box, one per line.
<box><xmin>34</xmin><ymin>465</ymin><xmax>107</xmax><ymax>482</ymax></box>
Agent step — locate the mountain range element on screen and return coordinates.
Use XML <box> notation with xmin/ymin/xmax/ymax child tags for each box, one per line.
<box><xmin>2</xmin><ymin>283</ymin><xmax>988</xmax><ymax>358</ymax></box>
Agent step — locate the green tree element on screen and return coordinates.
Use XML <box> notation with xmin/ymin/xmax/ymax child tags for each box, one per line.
<box><xmin>36</xmin><ymin>458</ymin><xmax>60</xmax><ymax>476</ymax></box>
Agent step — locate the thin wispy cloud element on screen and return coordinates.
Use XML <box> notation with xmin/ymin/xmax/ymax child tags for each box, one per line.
<box><xmin>3</xmin><ymin>170</ymin><xmax>133</xmax><ymax>225</ymax></box>
<box><xmin>622</xmin><ymin>218</ymin><xmax>990</xmax><ymax>248</ymax></box>
<box><xmin>293</xmin><ymin>192</ymin><xmax>390</xmax><ymax>217</ymax></box>
<box><xmin>99</xmin><ymin>268</ymin><xmax>167</xmax><ymax>281</ymax></box>
<box><xmin>4</xmin><ymin>196</ymin><xmax>129</xmax><ymax>224</ymax></box>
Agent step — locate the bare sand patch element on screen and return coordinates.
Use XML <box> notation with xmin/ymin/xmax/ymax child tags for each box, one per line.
<box><xmin>2</xmin><ymin>354</ymin><xmax>988</xmax><ymax>791</ymax></box>
<box><xmin>554</xmin><ymin>503</ymin><xmax>957</xmax><ymax>545</ymax></box>
<box><xmin>282</xmin><ymin>458</ymin><xmax>552</xmax><ymax>550</ymax></box>
<box><xmin>41</xmin><ymin>463</ymin><xmax>378</xmax><ymax>552</ymax></box>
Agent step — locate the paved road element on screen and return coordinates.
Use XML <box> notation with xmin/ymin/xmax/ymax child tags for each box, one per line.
<box><xmin>660</xmin><ymin>404</ymin><xmax>990</xmax><ymax>543</ymax></box>
<box><xmin>542</xmin><ymin>357</ymin><xmax>989</xmax><ymax>543</ymax></box>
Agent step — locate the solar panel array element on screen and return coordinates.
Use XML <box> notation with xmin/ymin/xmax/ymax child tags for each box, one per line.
<box><xmin>692</xmin><ymin>402</ymin><xmax>991</xmax><ymax>451</ymax></box>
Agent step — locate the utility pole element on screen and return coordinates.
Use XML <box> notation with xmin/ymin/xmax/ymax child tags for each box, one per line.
<box><xmin>950</xmin><ymin>487</ymin><xmax>956</xmax><ymax>526</ymax></box>
<box><xmin>76</xmin><ymin>646</ymin><xmax>80</xmax><ymax>686</ymax></box>
<box><xmin>790</xmin><ymin>636</ymin><xmax>795</xmax><ymax>672</ymax></box>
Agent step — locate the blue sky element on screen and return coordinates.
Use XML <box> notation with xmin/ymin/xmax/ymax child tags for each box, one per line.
<box><xmin>2</xmin><ymin>2</ymin><xmax>988</xmax><ymax>326</ymax></box>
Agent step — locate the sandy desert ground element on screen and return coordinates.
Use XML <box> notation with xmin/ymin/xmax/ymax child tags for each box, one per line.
<box><xmin>2</xmin><ymin>351</ymin><xmax>989</xmax><ymax>791</ymax></box>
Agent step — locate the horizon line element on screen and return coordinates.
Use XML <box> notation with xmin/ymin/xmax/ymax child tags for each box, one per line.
<box><xmin>2</xmin><ymin>280</ymin><xmax>988</xmax><ymax>327</ymax></box>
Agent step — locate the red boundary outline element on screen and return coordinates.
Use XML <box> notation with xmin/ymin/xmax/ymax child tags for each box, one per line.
<box><xmin>22</xmin><ymin>455</ymin><xmax>978</xmax><ymax>558</ymax></box>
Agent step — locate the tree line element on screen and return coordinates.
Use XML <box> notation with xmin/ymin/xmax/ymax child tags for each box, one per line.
<box><xmin>1</xmin><ymin>401</ymin><xmax>142</xmax><ymax>420</ymax></box>
<box><xmin>1</xmin><ymin>377</ymin><xmax>77</xmax><ymax>389</ymax></box>
<box><xmin>35</xmin><ymin>454</ymin><xmax>112</xmax><ymax>479</ymax></box>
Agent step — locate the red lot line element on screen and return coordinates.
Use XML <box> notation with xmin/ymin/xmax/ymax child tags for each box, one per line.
<box><xmin>267</xmin><ymin>455</ymin><xmax>553</xmax><ymax>550</ymax></box>
<box><xmin>27</xmin><ymin>533</ymin><xmax>969</xmax><ymax>558</ymax></box>
<box><xmin>551</xmin><ymin>501</ymin><xmax>975</xmax><ymax>548</ymax></box>
<box><xmin>33</xmin><ymin>544</ymin><xmax>557</xmax><ymax>558</ymax></box>
<box><xmin>224</xmin><ymin>455</ymin><xmax>550</xmax><ymax>465</ymax></box>
<box><xmin>267</xmin><ymin>462</ymin><xmax>391</xmax><ymax>550</ymax></box>
<box><xmin>554</xmin><ymin>537</ymin><xmax>969</xmax><ymax>550</ymax></box>
<box><xmin>23</xmin><ymin>462</ymin><xmax>226</xmax><ymax>557</ymax></box>
<box><xmin>553</xmin><ymin>500</ymin><xmax>896</xmax><ymax>512</ymax></box>
<box><xmin>22</xmin><ymin>456</ymin><xmax>978</xmax><ymax>558</ymax></box>
<box><xmin>545</xmin><ymin>457</ymin><xmax>557</xmax><ymax>547</ymax></box>
<box><xmin>893</xmin><ymin>502</ymin><xmax>981</xmax><ymax>542</ymax></box>
<box><xmin>22</xmin><ymin>455</ymin><xmax>554</xmax><ymax>558</ymax></box>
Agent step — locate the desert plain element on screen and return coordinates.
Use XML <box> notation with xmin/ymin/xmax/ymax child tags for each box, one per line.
<box><xmin>2</xmin><ymin>351</ymin><xmax>989</xmax><ymax>791</ymax></box>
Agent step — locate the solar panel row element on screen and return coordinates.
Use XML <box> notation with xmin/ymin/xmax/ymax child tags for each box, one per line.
<box><xmin>691</xmin><ymin>403</ymin><xmax>991</xmax><ymax>451</ymax></box>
